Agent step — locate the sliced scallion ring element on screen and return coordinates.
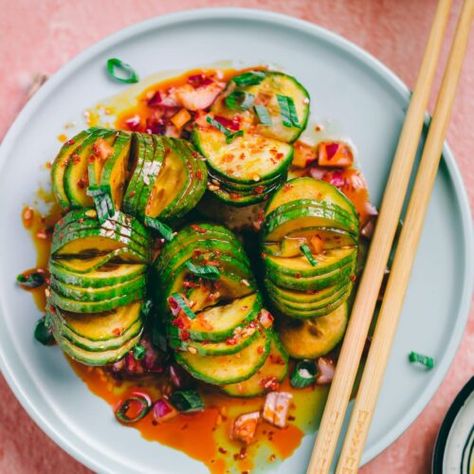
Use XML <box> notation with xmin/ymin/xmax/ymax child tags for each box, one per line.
<box><xmin>290</xmin><ymin>360</ymin><xmax>317</xmax><ymax>388</ymax></box>
<box><xmin>232</xmin><ymin>71</ymin><xmax>266</xmax><ymax>87</ymax></box>
<box><xmin>169</xmin><ymin>293</ymin><xmax>196</xmax><ymax>320</ymax></box>
<box><xmin>170</xmin><ymin>389</ymin><xmax>204</xmax><ymax>412</ymax></box>
<box><xmin>185</xmin><ymin>261</ymin><xmax>220</xmax><ymax>280</ymax></box>
<box><xmin>106</xmin><ymin>58</ymin><xmax>139</xmax><ymax>84</ymax></box>
<box><xmin>408</xmin><ymin>351</ymin><xmax>435</xmax><ymax>369</ymax></box>
<box><xmin>115</xmin><ymin>392</ymin><xmax>152</xmax><ymax>424</ymax></box>
<box><xmin>254</xmin><ymin>104</ymin><xmax>272</xmax><ymax>125</ymax></box>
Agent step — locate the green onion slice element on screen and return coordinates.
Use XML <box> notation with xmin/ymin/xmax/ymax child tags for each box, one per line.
<box><xmin>34</xmin><ymin>317</ymin><xmax>55</xmax><ymax>346</ymax></box>
<box><xmin>225</xmin><ymin>90</ymin><xmax>255</xmax><ymax>111</ymax></box>
<box><xmin>106</xmin><ymin>58</ymin><xmax>139</xmax><ymax>84</ymax></box>
<box><xmin>144</xmin><ymin>217</ymin><xmax>174</xmax><ymax>241</ymax></box>
<box><xmin>115</xmin><ymin>392</ymin><xmax>152</xmax><ymax>424</ymax></box>
<box><xmin>290</xmin><ymin>360</ymin><xmax>317</xmax><ymax>388</ymax></box>
<box><xmin>132</xmin><ymin>343</ymin><xmax>146</xmax><ymax>361</ymax></box>
<box><xmin>185</xmin><ymin>261</ymin><xmax>220</xmax><ymax>280</ymax></box>
<box><xmin>206</xmin><ymin>116</ymin><xmax>244</xmax><ymax>144</ymax></box>
<box><xmin>300</xmin><ymin>244</ymin><xmax>318</xmax><ymax>266</ymax></box>
<box><xmin>169</xmin><ymin>292</ymin><xmax>196</xmax><ymax>320</ymax></box>
<box><xmin>87</xmin><ymin>188</ymin><xmax>115</xmax><ymax>223</ymax></box>
<box><xmin>408</xmin><ymin>351</ymin><xmax>435</xmax><ymax>369</ymax></box>
<box><xmin>17</xmin><ymin>271</ymin><xmax>45</xmax><ymax>289</ymax></box>
<box><xmin>170</xmin><ymin>389</ymin><xmax>204</xmax><ymax>412</ymax></box>
<box><xmin>232</xmin><ymin>71</ymin><xmax>266</xmax><ymax>87</ymax></box>
<box><xmin>277</xmin><ymin>94</ymin><xmax>300</xmax><ymax>128</ymax></box>
<box><xmin>254</xmin><ymin>104</ymin><xmax>272</xmax><ymax>126</ymax></box>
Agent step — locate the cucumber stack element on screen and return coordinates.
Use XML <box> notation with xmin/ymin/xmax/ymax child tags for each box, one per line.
<box><xmin>155</xmin><ymin>223</ymin><xmax>289</xmax><ymax>396</ymax></box>
<box><xmin>47</xmin><ymin>208</ymin><xmax>152</xmax><ymax>365</ymax></box>
<box><xmin>51</xmin><ymin>129</ymin><xmax>208</xmax><ymax>225</ymax></box>
<box><xmin>261</xmin><ymin>177</ymin><xmax>360</xmax><ymax>359</ymax></box>
<box><xmin>193</xmin><ymin>70</ymin><xmax>310</xmax><ymax>206</ymax></box>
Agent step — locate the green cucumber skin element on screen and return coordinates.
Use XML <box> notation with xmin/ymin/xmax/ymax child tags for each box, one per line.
<box><xmin>50</xmin><ymin>274</ymin><xmax>146</xmax><ymax>302</ymax></box>
<box><xmin>208</xmin><ymin>168</ymin><xmax>283</xmax><ymax>193</ymax></box>
<box><xmin>50</xmin><ymin>287</ymin><xmax>145</xmax><ymax>313</ymax></box>
<box><xmin>267</xmin><ymin>262</ymin><xmax>355</xmax><ymax>292</ymax></box>
<box><xmin>55</xmin><ymin>329</ymin><xmax>143</xmax><ymax>366</ymax></box>
<box><xmin>221</xmin><ymin>332</ymin><xmax>289</xmax><ymax>397</ymax></box>
<box><xmin>270</xmin><ymin>286</ymin><xmax>352</xmax><ymax>319</ymax></box>
<box><xmin>186</xmin><ymin>326</ymin><xmax>260</xmax><ymax>356</ymax></box>
<box><xmin>264</xmin><ymin>277</ymin><xmax>349</xmax><ymax>305</ymax></box>
<box><xmin>51</xmin><ymin>130</ymin><xmax>90</xmax><ymax>209</ymax></box>
<box><xmin>64</xmin><ymin>129</ymin><xmax>115</xmax><ymax>208</ymax></box>
<box><xmin>264</xmin><ymin>248</ymin><xmax>357</xmax><ymax>278</ymax></box>
<box><xmin>175</xmin><ymin>330</ymin><xmax>271</xmax><ymax>385</ymax></box>
<box><xmin>262</xmin><ymin>201</ymin><xmax>359</xmax><ymax>240</ymax></box>
<box><xmin>49</xmin><ymin>260</ymin><xmax>147</xmax><ymax>287</ymax></box>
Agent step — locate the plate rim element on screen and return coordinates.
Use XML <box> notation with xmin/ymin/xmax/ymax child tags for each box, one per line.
<box><xmin>0</xmin><ymin>7</ymin><xmax>472</xmax><ymax>473</ymax></box>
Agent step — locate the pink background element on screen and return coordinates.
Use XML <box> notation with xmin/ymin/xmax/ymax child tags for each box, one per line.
<box><xmin>0</xmin><ymin>1</ymin><xmax>472</xmax><ymax>473</ymax></box>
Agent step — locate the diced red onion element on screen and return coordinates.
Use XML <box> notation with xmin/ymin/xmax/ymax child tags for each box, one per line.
<box><xmin>153</xmin><ymin>398</ymin><xmax>178</xmax><ymax>423</ymax></box>
<box><xmin>315</xmin><ymin>357</ymin><xmax>335</xmax><ymax>385</ymax></box>
<box><xmin>325</xmin><ymin>142</ymin><xmax>339</xmax><ymax>159</ymax></box>
<box><xmin>309</xmin><ymin>165</ymin><xmax>327</xmax><ymax>180</ymax></box>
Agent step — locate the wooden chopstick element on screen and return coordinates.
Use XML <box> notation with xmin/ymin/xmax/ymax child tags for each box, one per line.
<box><xmin>306</xmin><ymin>1</ymin><xmax>453</xmax><ymax>472</ymax></box>
<box><xmin>335</xmin><ymin>0</ymin><xmax>474</xmax><ymax>471</ymax></box>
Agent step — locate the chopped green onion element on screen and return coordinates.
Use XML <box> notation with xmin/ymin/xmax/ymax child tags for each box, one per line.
<box><xmin>290</xmin><ymin>360</ymin><xmax>317</xmax><ymax>388</ymax></box>
<box><xmin>277</xmin><ymin>94</ymin><xmax>301</xmax><ymax>128</ymax></box>
<box><xmin>185</xmin><ymin>261</ymin><xmax>220</xmax><ymax>280</ymax></box>
<box><xmin>87</xmin><ymin>188</ymin><xmax>114</xmax><ymax>223</ymax></box>
<box><xmin>232</xmin><ymin>71</ymin><xmax>266</xmax><ymax>87</ymax></box>
<box><xmin>206</xmin><ymin>116</ymin><xmax>244</xmax><ymax>144</ymax></box>
<box><xmin>144</xmin><ymin>217</ymin><xmax>174</xmax><ymax>241</ymax></box>
<box><xmin>225</xmin><ymin>90</ymin><xmax>255</xmax><ymax>111</ymax></box>
<box><xmin>106</xmin><ymin>58</ymin><xmax>139</xmax><ymax>84</ymax></box>
<box><xmin>254</xmin><ymin>104</ymin><xmax>272</xmax><ymax>126</ymax></box>
<box><xmin>170</xmin><ymin>389</ymin><xmax>204</xmax><ymax>412</ymax></box>
<box><xmin>34</xmin><ymin>317</ymin><xmax>55</xmax><ymax>346</ymax></box>
<box><xmin>169</xmin><ymin>292</ymin><xmax>196</xmax><ymax>319</ymax></box>
<box><xmin>17</xmin><ymin>272</ymin><xmax>45</xmax><ymax>289</ymax></box>
<box><xmin>132</xmin><ymin>344</ymin><xmax>146</xmax><ymax>360</ymax></box>
<box><xmin>300</xmin><ymin>244</ymin><xmax>318</xmax><ymax>266</ymax></box>
<box><xmin>408</xmin><ymin>351</ymin><xmax>435</xmax><ymax>369</ymax></box>
<box><xmin>115</xmin><ymin>392</ymin><xmax>152</xmax><ymax>424</ymax></box>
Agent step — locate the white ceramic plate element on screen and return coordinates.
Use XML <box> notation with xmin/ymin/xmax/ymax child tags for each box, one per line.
<box><xmin>0</xmin><ymin>8</ymin><xmax>472</xmax><ymax>474</ymax></box>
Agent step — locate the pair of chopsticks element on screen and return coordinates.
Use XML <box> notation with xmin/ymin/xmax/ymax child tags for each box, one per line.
<box><xmin>307</xmin><ymin>0</ymin><xmax>474</xmax><ymax>472</ymax></box>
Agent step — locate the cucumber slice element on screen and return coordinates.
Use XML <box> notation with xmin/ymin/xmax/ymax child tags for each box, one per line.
<box><xmin>185</xmin><ymin>322</ymin><xmax>260</xmax><ymax>356</ymax></box>
<box><xmin>265</xmin><ymin>177</ymin><xmax>358</xmax><ymax>222</ymax></box>
<box><xmin>184</xmin><ymin>293</ymin><xmax>261</xmax><ymax>342</ymax></box>
<box><xmin>50</xmin><ymin>274</ymin><xmax>146</xmax><ymax>302</ymax></box>
<box><xmin>175</xmin><ymin>329</ymin><xmax>270</xmax><ymax>385</ymax></box>
<box><xmin>64</xmin><ymin>129</ymin><xmax>116</xmax><ymax>208</ymax></box>
<box><xmin>95</xmin><ymin>131</ymin><xmax>132</xmax><ymax>211</ymax></box>
<box><xmin>50</xmin><ymin>260</ymin><xmax>146</xmax><ymax>287</ymax></box>
<box><xmin>263</xmin><ymin>200</ymin><xmax>359</xmax><ymax>241</ymax></box>
<box><xmin>268</xmin><ymin>261</ymin><xmax>355</xmax><ymax>291</ymax></box>
<box><xmin>279</xmin><ymin>302</ymin><xmax>349</xmax><ymax>358</ymax></box>
<box><xmin>264</xmin><ymin>247</ymin><xmax>357</xmax><ymax>278</ymax></box>
<box><xmin>51</xmin><ymin>300</ymin><xmax>142</xmax><ymax>341</ymax></box>
<box><xmin>221</xmin><ymin>332</ymin><xmax>289</xmax><ymax>397</ymax></box>
<box><xmin>264</xmin><ymin>227</ymin><xmax>357</xmax><ymax>257</ymax></box>
<box><xmin>51</xmin><ymin>130</ymin><xmax>90</xmax><ymax>209</ymax></box>
<box><xmin>194</xmin><ymin>124</ymin><xmax>293</xmax><ymax>184</ymax></box>
<box><xmin>55</xmin><ymin>328</ymin><xmax>142</xmax><ymax>366</ymax></box>
<box><xmin>123</xmin><ymin>133</ymin><xmax>148</xmax><ymax>214</ymax></box>
<box><xmin>212</xmin><ymin>70</ymin><xmax>310</xmax><ymax>143</ymax></box>
<box><xmin>49</xmin><ymin>287</ymin><xmax>145</xmax><ymax>313</ymax></box>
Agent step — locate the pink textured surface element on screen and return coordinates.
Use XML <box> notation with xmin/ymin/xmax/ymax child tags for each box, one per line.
<box><xmin>0</xmin><ymin>1</ymin><xmax>472</xmax><ymax>473</ymax></box>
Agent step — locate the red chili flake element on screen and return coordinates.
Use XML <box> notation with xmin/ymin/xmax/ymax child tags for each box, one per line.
<box><xmin>325</xmin><ymin>142</ymin><xmax>340</xmax><ymax>160</ymax></box>
<box><xmin>72</xmin><ymin>153</ymin><xmax>81</xmax><ymax>164</ymax></box>
<box><xmin>239</xmin><ymin>153</ymin><xmax>246</xmax><ymax>160</ymax></box>
<box><xmin>218</xmin><ymin>447</ymin><xmax>227</xmax><ymax>454</ymax></box>
<box><xmin>275</xmin><ymin>152</ymin><xmax>284</xmax><ymax>160</ymax></box>
<box><xmin>260</xmin><ymin>376</ymin><xmax>280</xmax><ymax>391</ymax></box>
<box><xmin>112</xmin><ymin>327</ymin><xmax>123</xmax><ymax>337</ymax></box>
<box><xmin>269</xmin><ymin>454</ymin><xmax>277</xmax><ymax>462</ymax></box>
<box><xmin>214</xmin><ymin>115</ymin><xmax>240</xmax><ymax>131</ymax></box>
<box><xmin>226</xmin><ymin>336</ymin><xmax>238</xmax><ymax>346</ymax></box>
<box><xmin>288</xmin><ymin>415</ymin><xmax>295</xmax><ymax>422</ymax></box>
<box><xmin>65</xmin><ymin>138</ymin><xmax>75</xmax><ymax>146</ymax></box>
<box><xmin>88</xmin><ymin>154</ymin><xmax>96</xmax><ymax>163</ymax></box>
<box><xmin>269</xmin><ymin>354</ymin><xmax>285</xmax><ymax>365</ymax></box>
<box><xmin>190</xmin><ymin>224</ymin><xmax>207</xmax><ymax>234</ymax></box>
<box><xmin>350</xmin><ymin>274</ymin><xmax>357</xmax><ymax>282</ymax></box>
<box><xmin>283</xmin><ymin>183</ymin><xmax>293</xmax><ymax>192</ymax></box>
<box><xmin>254</xmin><ymin>185</ymin><xmax>265</xmax><ymax>195</ymax></box>
<box><xmin>196</xmin><ymin>170</ymin><xmax>203</xmax><ymax>180</ymax></box>
<box><xmin>180</xmin><ymin>329</ymin><xmax>190</xmax><ymax>341</ymax></box>
<box><xmin>187</xmin><ymin>73</ymin><xmax>213</xmax><ymax>88</ymax></box>
<box><xmin>77</xmin><ymin>177</ymin><xmax>88</xmax><ymax>189</ymax></box>
<box><xmin>295</xmin><ymin>272</ymin><xmax>302</xmax><ymax>279</ymax></box>
<box><xmin>128</xmin><ymin>190</ymin><xmax>136</xmax><ymax>198</ymax></box>
<box><xmin>147</xmin><ymin>91</ymin><xmax>163</xmax><ymax>107</ymax></box>
<box><xmin>257</xmin><ymin>345</ymin><xmax>264</xmax><ymax>354</ymax></box>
